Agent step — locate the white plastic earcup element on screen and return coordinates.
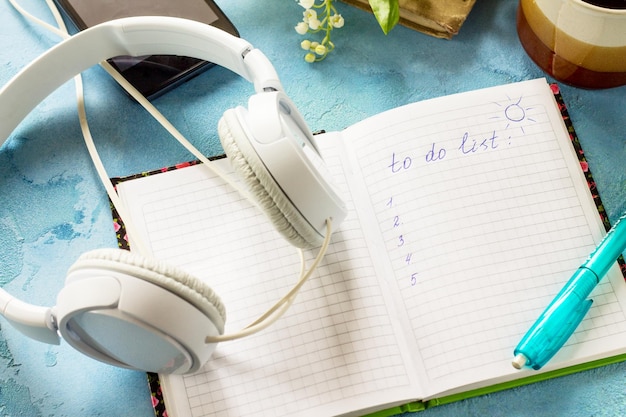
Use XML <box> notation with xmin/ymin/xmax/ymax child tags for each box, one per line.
<box><xmin>54</xmin><ymin>248</ymin><xmax>226</xmax><ymax>374</ymax></box>
<box><xmin>219</xmin><ymin>109</ymin><xmax>322</xmax><ymax>249</ymax></box>
<box><xmin>68</xmin><ymin>248</ymin><xmax>226</xmax><ymax>327</ymax></box>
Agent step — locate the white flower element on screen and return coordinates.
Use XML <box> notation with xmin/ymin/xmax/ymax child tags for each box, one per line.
<box><xmin>303</xmin><ymin>8</ymin><xmax>317</xmax><ymax>23</ymax></box>
<box><xmin>295</xmin><ymin>21</ymin><xmax>309</xmax><ymax>34</ymax></box>
<box><xmin>330</xmin><ymin>14</ymin><xmax>344</xmax><ymax>28</ymax></box>
<box><xmin>308</xmin><ymin>18</ymin><xmax>321</xmax><ymax>30</ymax></box>
<box><xmin>298</xmin><ymin>0</ymin><xmax>315</xmax><ymax>9</ymax></box>
<box><xmin>293</xmin><ymin>0</ymin><xmax>345</xmax><ymax>62</ymax></box>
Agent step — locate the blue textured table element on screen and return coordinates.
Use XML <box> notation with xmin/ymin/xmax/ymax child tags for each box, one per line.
<box><xmin>1</xmin><ymin>0</ymin><xmax>624</xmax><ymax>416</ymax></box>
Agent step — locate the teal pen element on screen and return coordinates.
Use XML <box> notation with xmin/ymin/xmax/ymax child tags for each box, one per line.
<box><xmin>513</xmin><ymin>210</ymin><xmax>626</xmax><ymax>370</ymax></box>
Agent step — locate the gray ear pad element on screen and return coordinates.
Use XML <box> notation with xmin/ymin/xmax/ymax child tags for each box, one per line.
<box><xmin>69</xmin><ymin>248</ymin><xmax>226</xmax><ymax>334</ymax></box>
<box><xmin>218</xmin><ymin>108</ymin><xmax>322</xmax><ymax>249</ymax></box>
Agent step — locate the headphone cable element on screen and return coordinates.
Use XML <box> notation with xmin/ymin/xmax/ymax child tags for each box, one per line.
<box><xmin>8</xmin><ymin>0</ymin><xmax>335</xmax><ymax>342</ymax></box>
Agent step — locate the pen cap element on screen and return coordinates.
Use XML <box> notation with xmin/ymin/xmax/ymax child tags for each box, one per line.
<box><xmin>515</xmin><ymin>297</ymin><xmax>592</xmax><ymax>369</ymax></box>
<box><xmin>514</xmin><ymin>268</ymin><xmax>596</xmax><ymax>369</ymax></box>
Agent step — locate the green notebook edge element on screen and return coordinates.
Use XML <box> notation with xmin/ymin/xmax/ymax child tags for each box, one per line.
<box><xmin>364</xmin><ymin>353</ymin><xmax>626</xmax><ymax>417</ymax></box>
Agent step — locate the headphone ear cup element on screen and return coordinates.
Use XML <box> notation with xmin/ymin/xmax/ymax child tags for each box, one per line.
<box><xmin>218</xmin><ymin>108</ymin><xmax>322</xmax><ymax>248</ymax></box>
<box><xmin>57</xmin><ymin>248</ymin><xmax>226</xmax><ymax>374</ymax></box>
<box><xmin>71</xmin><ymin>249</ymin><xmax>226</xmax><ymax>331</ymax></box>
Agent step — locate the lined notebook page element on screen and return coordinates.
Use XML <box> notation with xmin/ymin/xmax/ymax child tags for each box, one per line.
<box><xmin>116</xmin><ymin>157</ymin><xmax>420</xmax><ymax>416</ymax></box>
<box><xmin>339</xmin><ymin>78</ymin><xmax>626</xmax><ymax>397</ymax></box>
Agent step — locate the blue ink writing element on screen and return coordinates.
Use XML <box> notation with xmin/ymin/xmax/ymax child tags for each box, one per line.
<box><xmin>389</xmin><ymin>152</ymin><xmax>412</xmax><ymax>173</ymax></box>
<box><xmin>385</xmin><ymin>196</ymin><xmax>420</xmax><ymax>288</ymax></box>
<box><xmin>426</xmin><ymin>143</ymin><xmax>447</xmax><ymax>163</ymax></box>
<box><xmin>459</xmin><ymin>131</ymin><xmax>498</xmax><ymax>155</ymax></box>
<box><xmin>491</xmin><ymin>95</ymin><xmax>537</xmax><ymax>135</ymax></box>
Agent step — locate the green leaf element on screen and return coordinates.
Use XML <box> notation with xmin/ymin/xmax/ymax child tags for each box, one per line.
<box><xmin>368</xmin><ymin>0</ymin><xmax>399</xmax><ymax>34</ymax></box>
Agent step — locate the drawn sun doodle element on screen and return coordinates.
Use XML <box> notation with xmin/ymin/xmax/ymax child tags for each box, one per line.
<box><xmin>490</xmin><ymin>95</ymin><xmax>536</xmax><ymax>136</ymax></box>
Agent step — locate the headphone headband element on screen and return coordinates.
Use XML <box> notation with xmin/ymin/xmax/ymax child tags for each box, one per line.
<box><xmin>0</xmin><ymin>16</ymin><xmax>346</xmax><ymax>374</ymax></box>
<box><xmin>0</xmin><ymin>16</ymin><xmax>283</xmax><ymax>144</ymax></box>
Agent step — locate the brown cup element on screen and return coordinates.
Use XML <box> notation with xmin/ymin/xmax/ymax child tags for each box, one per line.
<box><xmin>517</xmin><ymin>0</ymin><xmax>626</xmax><ymax>89</ymax></box>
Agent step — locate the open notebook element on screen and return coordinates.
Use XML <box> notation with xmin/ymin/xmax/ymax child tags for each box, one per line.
<box><xmin>111</xmin><ymin>78</ymin><xmax>626</xmax><ymax>417</ymax></box>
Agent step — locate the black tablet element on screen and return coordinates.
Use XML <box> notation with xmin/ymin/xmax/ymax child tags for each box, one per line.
<box><xmin>54</xmin><ymin>0</ymin><xmax>239</xmax><ymax>99</ymax></box>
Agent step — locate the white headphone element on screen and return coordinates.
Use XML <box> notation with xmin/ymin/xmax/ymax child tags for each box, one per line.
<box><xmin>0</xmin><ymin>17</ymin><xmax>346</xmax><ymax>375</ymax></box>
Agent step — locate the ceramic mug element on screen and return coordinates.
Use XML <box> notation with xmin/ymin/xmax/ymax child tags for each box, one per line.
<box><xmin>517</xmin><ymin>0</ymin><xmax>626</xmax><ymax>89</ymax></box>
